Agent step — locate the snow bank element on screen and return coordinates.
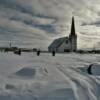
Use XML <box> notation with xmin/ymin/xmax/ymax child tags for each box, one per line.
<box><xmin>15</xmin><ymin>67</ymin><xmax>36</xmax><ymax>77</ymax></box>
<box><xmin>0</xmin><ymin>53</ymin><xmax>100</xmax><ymax>100</ymax></box>
<box><xmin>5</xmin><ymin>84</ymin><xmax>16</xmax><ymax>90</ymax></box>
<box><xmin>88</xmin><ymin>63</ymin><xmax>100</xmax><ymax>76</ymax></box>
<box><xmin>41</xmin><ymin>88</ymin><xmax>75</xmax><ymax>100</ymax></box>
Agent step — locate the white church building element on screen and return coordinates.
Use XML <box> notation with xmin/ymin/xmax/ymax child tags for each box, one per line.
<box><xmin>48</xmin><ymin>17</ymin><xmax>77</xmax><ymax>52</ymax></box>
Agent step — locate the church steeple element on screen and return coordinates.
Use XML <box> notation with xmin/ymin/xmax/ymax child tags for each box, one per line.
<box><xmin>69</xmin><ymin>16</ymin><xmax>77</xmax><ymax>52</ymax></box>
<box><xmin>70</xmin><ymin>16</ymin><xmax>75</xmax><ymax>36</ymax></box>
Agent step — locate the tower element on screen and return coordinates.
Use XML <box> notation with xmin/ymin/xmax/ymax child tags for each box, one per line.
<box><xmin>69</xmin><ymin>17</ymin><xmax>77</xmax><ymax>52</ymax></box>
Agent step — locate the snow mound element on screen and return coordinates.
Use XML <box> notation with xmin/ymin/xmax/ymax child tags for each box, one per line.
<box><xmin>41</xmin><ymin>88</ymin><xmax>75</xmax><ymax>100</ymax></box>
<box><xmin>78</xmin><ymin>63</ymin><xmax>100</xmax><ymax>76</ymax></box>
<box><xmin>5</xmin><ymin>84</ymin><xmax>16</xmax><ymax>90</ymax></box>
<box><xmin>90</xmin><ymin>64</ymin><xmax>100</xmax><ymax>76</ymax></box>
<box><xmin>15</xmin><ymin>68</ymin><xmax>36</xmax><ymax>77</ymax></box>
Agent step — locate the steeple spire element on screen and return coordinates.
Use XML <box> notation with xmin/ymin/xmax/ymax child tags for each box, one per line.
<box><xmin>70</xmin><ymin>16</ymin><xmax>75</xmax><ymax>36</ymax></box>
<box><xmin>69</xmin><ymin>16</ymin><xmax>77</xmax><ymax>52</ymax></box>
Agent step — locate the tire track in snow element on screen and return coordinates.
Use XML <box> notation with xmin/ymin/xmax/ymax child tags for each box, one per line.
<box><xmin>56</xmin><ymin>66</ymin><xmax>98</xmax><ymax>100</ymax></box>
<box><xmin>69</xmin><ymin>66</ymin><xmax>100</xmax><ymax>99</ymax></box>
<box><xmin>56</xmin><ymin>66</ymin><xmax>79</xmax><ymax>100</ymax></box>
<box><xmin>70</xmin><ymin>66</ymin><xmax>100</xmax><ymax>100</ymax></box>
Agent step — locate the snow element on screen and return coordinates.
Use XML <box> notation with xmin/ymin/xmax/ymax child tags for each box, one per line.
<box><xmin>15</xmin><ymin>67</ymin><xmax>36</xmax><ymax>78</ymax></box>
<box><xmin>0</xmin><ymin>52</ymin><xmax>100</xmax><ymax>100</ymax></box>
<box><xmin>90</xmin><ymin>64</ymin><xmax>100</xmax><ymax>76</ymax></box>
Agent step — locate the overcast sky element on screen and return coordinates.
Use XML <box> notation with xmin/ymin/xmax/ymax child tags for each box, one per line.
<box><xmin>0</xmin><ymin>0</ymin><xmax>100</xmax><ymax>49</ymax></box>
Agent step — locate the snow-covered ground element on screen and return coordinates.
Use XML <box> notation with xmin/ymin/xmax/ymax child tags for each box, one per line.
<box><xmin>0</xmin><ymin>0</ymin><xmax>100</xmax><ymax>100</ymax></box>
<box><xmin>0</xmin><ymin>52</ymin><xmax>100</xmax><ymax>100</ymax></box>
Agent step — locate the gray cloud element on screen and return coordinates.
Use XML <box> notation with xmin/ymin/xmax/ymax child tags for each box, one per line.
<box><xmin>81</xmin><ymin>20</ymin><xmax>100</xmax><ymax>27</ymax></box>
<box><xmin>0</xmin><ymin>0</ymin><xmax>100</xmax><ymax>49</ymax></box>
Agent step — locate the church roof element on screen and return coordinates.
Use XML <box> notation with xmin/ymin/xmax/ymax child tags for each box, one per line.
<box><xmin>48</xmin><ymin>37</ymin><xmax>68</xmax><ymax>49</ymax></box>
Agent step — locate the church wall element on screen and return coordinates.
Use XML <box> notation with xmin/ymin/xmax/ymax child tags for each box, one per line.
<box><xmin>70</xmin><ymin>35</ymin><xmax>77</xmax><ymax>51</ymax></box>
<box><xmin>57</xmin><ymin>40</ymin><xmax>71</xmax><ymax>52</ymax></box>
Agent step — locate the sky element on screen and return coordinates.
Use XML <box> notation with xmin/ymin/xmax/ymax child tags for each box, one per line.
<box><xmin>0</xmin><ymin>0</ymin><xmax>100</xmax><ymax>49</ymax></box>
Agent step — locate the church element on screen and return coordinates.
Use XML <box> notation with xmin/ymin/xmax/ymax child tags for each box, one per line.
<box><xmin>48</xmin><ymin>17</ymin><xmax>77</xmax><ymax>52</ymax></box>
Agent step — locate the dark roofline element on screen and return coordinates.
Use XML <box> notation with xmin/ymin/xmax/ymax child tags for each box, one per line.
<box><xmin>56</xmin><ymin>37</ymin><xmax>68</xmax><ymax>48</ymax></box>
<box><xmin>48</xmin><ymin>37</ymin><xmax>69</xmax><ymax>49</ymax></box>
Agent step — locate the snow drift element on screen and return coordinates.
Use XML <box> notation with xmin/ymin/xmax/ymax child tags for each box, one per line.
<box><xmin>87</xmin><ymin>63</ymin><xmax>100</xmax><ymax>76</ymax></box>
<box><xmin>15</xmin><ymin>67</ymin><xmax>36</xmax><ymax>77</ymax></box>
<box><xmin>0</xmin><ymin>53</ymin><xmax>100</xmax><ymax>100</ymax></box>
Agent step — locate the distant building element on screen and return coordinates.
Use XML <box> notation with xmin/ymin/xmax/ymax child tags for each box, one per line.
<box><xmin>48</xmin><ymin>17</ymin><xmax>77</xmax><ymax>52</ymax></box>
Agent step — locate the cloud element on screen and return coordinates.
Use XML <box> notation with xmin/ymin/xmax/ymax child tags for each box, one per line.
<box><xmin>0</xmin><ymin>0</ymin><xmax>100</xmax><ymax>49</ymax></box>
<box><xmin>81</xmin><ymin>20</ymin><xmax>100</xmax><ymax>27</ymax></box>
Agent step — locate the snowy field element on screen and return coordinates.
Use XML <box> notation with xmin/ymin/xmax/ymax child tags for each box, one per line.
<box><xmin>0</xmin><ymin>52</ymin><xmax>100</xmax><ymax>100</ymax></box>
<box><xmin>0</xmin><ymin>0</ymin><xmax>100</xmax><ymax>100</ymax></box>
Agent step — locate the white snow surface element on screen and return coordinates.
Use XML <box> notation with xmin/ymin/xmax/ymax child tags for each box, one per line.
<box><xmin>90</xmin><ymin>64</ymin><xmax>100</xmax><ymax>76</ymax></box>
<box><xmin>0</xmin><ymin>52</ymin><xmax>100</xmax><ymax>100</ymax></box>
